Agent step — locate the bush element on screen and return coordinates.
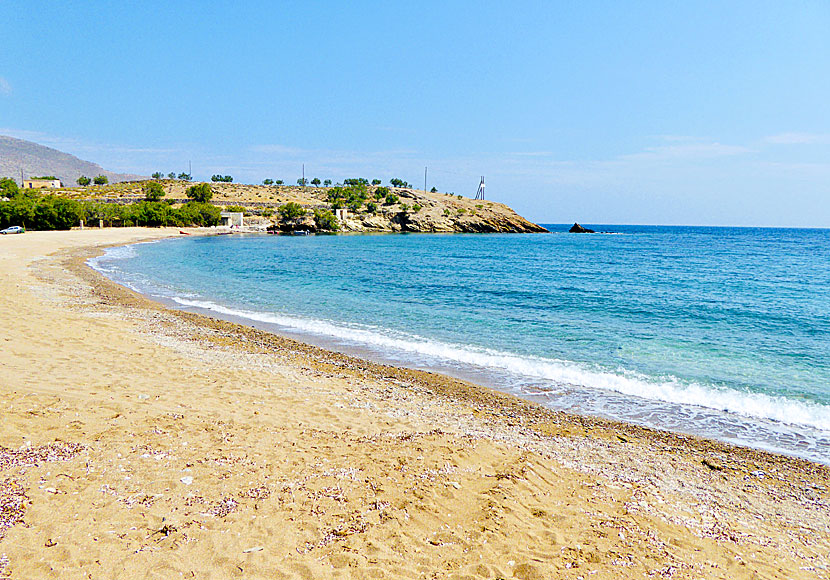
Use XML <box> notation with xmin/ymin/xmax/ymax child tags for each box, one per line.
<box><xmin>275</xmin><ymin>180</ymin><xmax>284</xmax><ymax>185</ymax></box>
<box><xmin>151</xmin><ymin>172</ymin><xmax>164</xmax><ymax>180</ymax></box>
<box><xmin>430</xmin><ymin>187</ymin><xmax>437</xmax><ymax>193</ymax></box>
<box><xmin>371</xmin><ymin>179</ymin><xmax>381</xmax><ymax>185</ymax></box>
<box><xmin>77</xmin><ymin>176</ymin><xmax>91</xmax><ymax>186</ymax></box>
<box><xmin>313</xmin><ymin>209</ymin><xmax>339</xmax><ymax>231</ymax></box>
<box><xmin>412</xmin><ymin>204</ymin><xmax>421</xmax><ymax>212</ymax></box>
<box><xmin>384</xmin><ymin>192</ymin><xmax>399</xmax><ymax>205</ymax></box>
<box><xmin>0</xmin><ymin>177</ymin><xmax>19</xmax><ymax>198</ymax></box>
<box><xmin>0</xmin><ymin>194</ymin><xmax>83</xmax><ymax>230</ymax></box>
<box><xmin>211</xmin><ymin>174</ymin><xmax>233</xmax><ymax>183</ymax></box>
<box><xmin>323</xmin><ymin>179</ymin><xmax>331</xmax><ymax>187</ymax></box>
<box><xmin>263</xmin><ymin>179</ymin><xmax>274</xmax><ymax>185</ymax></box>
<box><xmin>143</xmin><ymin>181</ymin><xmax>165</xmax><ymax>201</ymax></box>
<box><xmin>185</xmin><ymin>183</ymin><xmax>213</xmax><ymax>203</ymax></box>
<box><xmin>93</xmin><ymin>175</ymin><xmax>108</xmax><ymax>185</ymax></box>
<box><xmin>366</xmin><ymin>202</ymin><xmax>377</xmax><ymax>214</ymax></box>
<box><xmin>224</xmin><ymin>205</ymin><xmax>246</xmax><ymax>213</ymax></box>
<box><xmin>279</xmin><ymin>202</ymin><xmax>306</xmax><ymax>220</ymax></box>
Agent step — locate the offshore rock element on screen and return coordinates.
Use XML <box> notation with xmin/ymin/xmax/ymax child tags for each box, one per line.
<box><xmin>569</xmin><ymin>223</ymin><xmax>595</xmax><ymax>233</ymax></box>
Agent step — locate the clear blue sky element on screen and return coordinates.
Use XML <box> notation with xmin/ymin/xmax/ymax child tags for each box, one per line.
<box><xmin>2</xmin><ymin>1</ymin><xmax>829</xmax><ymax>226</ymax></box>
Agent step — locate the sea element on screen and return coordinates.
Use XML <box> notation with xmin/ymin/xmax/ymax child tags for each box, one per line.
<box><xmin>89</xmin><ymin>225</ymin><xmax>830</xmax><ymax>464</ymax></box>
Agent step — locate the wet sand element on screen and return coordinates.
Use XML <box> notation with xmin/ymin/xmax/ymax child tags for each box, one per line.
<box><xmin>0</xmin><ymin>228</ymin><xmax>828</xmax><ymax>579</ymax></box>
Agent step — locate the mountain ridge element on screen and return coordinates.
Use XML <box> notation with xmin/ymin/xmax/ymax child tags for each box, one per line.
<box><xmin>0</xmin><ymin>135</ymin><xmax>145</xmax><ymax>185</ymax></box>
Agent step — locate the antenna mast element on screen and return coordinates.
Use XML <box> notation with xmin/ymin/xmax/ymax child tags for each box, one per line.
<box><xmin>474</xmin><ymin>176</ymin><xmax>485</xmax><ymax>200</ymax></box>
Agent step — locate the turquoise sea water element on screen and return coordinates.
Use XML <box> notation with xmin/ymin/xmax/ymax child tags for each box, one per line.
<box><xmin>90</xmin><ymin>225</ymin><xmax>830</xmax><ymax>463</ymax></box>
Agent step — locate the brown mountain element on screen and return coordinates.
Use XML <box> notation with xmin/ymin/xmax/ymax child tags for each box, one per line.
<box><xmin>0</xmin><ymin>135</ymin><xmax>145</xmax><ymax>185</ymax></box>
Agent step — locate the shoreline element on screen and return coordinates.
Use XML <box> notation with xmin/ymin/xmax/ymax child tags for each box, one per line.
<box><xmin>1</xmin><ymin>228</ymin><xmax>829</xmax><ymax>578</ymax></box>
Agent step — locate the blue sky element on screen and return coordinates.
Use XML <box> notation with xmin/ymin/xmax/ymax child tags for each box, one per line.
<box><xmin>2</xmin><ymin>1</ymin><xmax>829</xmax><ymax>226</ymax></box>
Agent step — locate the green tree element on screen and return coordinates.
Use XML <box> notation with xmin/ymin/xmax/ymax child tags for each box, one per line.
<box><xmin>143</xmin><ymin>181</ymin><xmax>165</xmax><ymax>202</ymax></box>
<box><xmin>311</xmin><ymin>178</ymin><xmax>321</xmax><ymax>186</ymax></box>
<box><xmin>93</xmin><ymin>175</ymin><xmax>108</xmax><ymax>185</ymax></box>
<box><xmin>168</xmin><ymin>172</ymin><xmax>176</xmax><ymax>179</ymax></box>
<box><xmin>313</xmin><ymin>208</ymin><xmax>339</xmax><ymax>231</ymax></box>
<box><xmin>430</xmin><ymin>186</ymin><xmax>438</xmax><ymax>193</ymax></box>
<box><xmin>323</xmin><ymin>179</ymin><xmax>332</xmax><ymax>187</ymax></box>
<box><xmin>412</xmin><ymin>204</ymin><xmax>422</xmax><ymax>212</ymax></box>
<box><xmin>275</xmin><ymin>179</ymin><xmax>284</xmax><ymax>185</ymax></box>
<box><xmin>151</xmin><ymin>172</ymin><xmax>164</xmax><ymax>180</ymax></box>
<box><xmin>263</xmin><ymin>179</ymin><xmax>274</xmax><ymax>185</ymax></box>
<box><xmin>185</xmin><ymin>183</ymin><xmax>213</xmax><ymax>203</ymax></box>
<box><xmin>366</xmin><ymin>201</ymin><xmax>377</xmax><ymax>214</ymax></box>
<box><xmin>178</xmin><ymin>172</ymin><xmax>192</xmax><ymax>181</ymax></box>
<box><xmin>371</xmin><ymin>179</ymin><xmax>381</xmax><ymax>185</ymax></box>
<box><xmin>0</xmin><ymin>177</ymin><xmax>20</xmax><ymax>198</ymax></box>
<box><xmin>297</xmin><ymin>178</ymin><xmax>308</xmax><ymax>186</ymax></box>
<box><xmin>374</xmin><ymin>186</ymin><xmax>389</xmax><ymax>201</ymax></box>
<box><xmin>390</xmin><ymin>178</ymin><xmax>410</xmax><ymax>188</ymax></box>
<box><xmin>384</xmin><ymin>192</ymin><xmax>399</xmax><ymax>205</ymax></box>
<box><xmin>279</xmin><ymin>202</ymin><xmax>307</xmax><ymax>220</ymax></box>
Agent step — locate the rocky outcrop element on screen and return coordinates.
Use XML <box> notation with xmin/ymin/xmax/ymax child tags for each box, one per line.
<box><xmin>569</xmin><ymin>223</ymin><xmax>595</xmax><ymax>233</ymax></box>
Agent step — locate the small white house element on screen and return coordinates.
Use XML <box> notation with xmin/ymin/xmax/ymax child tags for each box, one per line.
<box><xmin>334</xmin><ymin>208</ymin><xmax>348</xmax><ymax>222</ymax></box>
<box><xmin>220</xmin><ymin>211</ymin><xmax>243</xmax><ymax>227</ymax></box>
<box><xmin>23</xmin><ymin>178</ymin><xmax>62</xmax><ymax>189</ymax></box>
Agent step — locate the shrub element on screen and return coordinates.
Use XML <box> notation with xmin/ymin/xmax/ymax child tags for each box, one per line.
<box><xmin>211</xmin><ymin>174</ymin><xmax>233</xmax><ymax>183</ymax></box>
<box><xmin>143</xmin><ymin>181</ymin><xmax>165</xmax><ymax>202</ymax></box>
<box><xmin>374</xmin><ymin>186</ymin><xmax>389</xmax><ymax>201</ymax></box>
<box><xmin>0</xmin><ymin>177</ymin><xmax>20</xmax><ymax>198</ymax></box>
<box><xmin>384</xmin><ymin>192</ymin><xmax>399</xmax><ymax>205</ymax></box>
<box><xmin>279</xmin><ymin>202</ymin><xmax>306</xmax><ymax>220</ymax></box>
<box><xmin>93</xmin><ymin>175</ymin><xmax>108</xmax><ymax>185</ymax></box>
<box><xmin>77</xmin><ymin>176</ymin><xmax>91</xmax><ymax>186</ymax></box>
<box><xmin>430</xmin><ymin>187</ymin><xmax>437</xmax><ymax>193</ymax></box>
<box><xmin>311</xmin><ymin>178</ymin><xmax>321</xmax><ymax>186</ymax></box>
<box><xmin>152</xmin><ymin>172</ymin><xmax>164</xmax><ymax>180</ymax></box>
<box><xmin>313</xmin><ymin>208</ymin><xmax>339</xmax><ymax>231</ymax></box>
<box><xmin>263</xmin><ymin>179</ymin><xmax>274</xmax><ymax>185</ymax></box>
<box><xmin>400</xmin><ymin>204</ymin><xmax>409</xmax><ymax>213</ymax></box>
<box><xmin>275</xmin><ymin>180</ymin><xmax>284</xmax><ymax>185</ymax></box>
<box><xmin>371</xmin><ymin>179</ymin><xmax>381</xmax><ymax>185</ymax></box>
<box><xmin>185</xmin><ymin>183</ymin><xmax>213</xmax><ymax>203</ymax></box>
<box><xmin>412</xmin><ymin>204</ymin><xmax>421</xmax><ymax>212</ymax></box>
<box><xmin>323</xmin><ymin>179</ymin><xmax>332</xmax><ymax>187</ymax></box>
<box><xmin>366</xmin><ymin>202</ymin><xmax>377</xmax><ymax>214</ymax></box>
<box><xmin>223</xmin><ymin>205</ymin><xmax>246</xmax><ymax>213</ymax></box>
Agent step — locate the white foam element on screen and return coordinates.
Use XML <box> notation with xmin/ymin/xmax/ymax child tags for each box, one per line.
<box><xmin>172</xmin><ymin>297</ymin><xmax>830</xmax><ymax>434</ymax></box>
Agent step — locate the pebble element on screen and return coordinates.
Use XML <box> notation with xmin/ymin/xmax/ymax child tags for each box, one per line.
<box><xmin>180</xmin><ymin>476</ymin><xmax>193</xmax><ymax>485</ymax></box>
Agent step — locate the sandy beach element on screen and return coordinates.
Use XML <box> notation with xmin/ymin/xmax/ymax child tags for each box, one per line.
<box><xmin>0</xmin><ymin>228</ymin><xmax>828</xmax><ymax>579</ymax></box>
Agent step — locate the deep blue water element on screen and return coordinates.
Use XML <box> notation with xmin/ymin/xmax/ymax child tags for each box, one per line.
<box><xmin>91</xmin><ymin>225</ymin><xmax>830</xmax><ymax>463</ymax></box>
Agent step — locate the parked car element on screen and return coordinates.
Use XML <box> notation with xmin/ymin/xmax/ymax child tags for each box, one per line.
<box><xmin>1</xmin><ymin>226</ymin><xmax>24</xmax><ymax>234</ymax></box>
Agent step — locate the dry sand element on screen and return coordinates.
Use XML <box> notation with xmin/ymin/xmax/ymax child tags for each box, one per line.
<box><xmin>0</xmin><ymin>228</ymin><xmax>828</xmax><ymax>579</ymax></box>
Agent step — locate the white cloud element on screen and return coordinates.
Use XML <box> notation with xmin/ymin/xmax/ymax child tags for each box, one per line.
<box><xmin>0</xmin><ymin>77</ymin><xmax>11</xmax><ymax>95</ymax></box>
<box><xmin>620</xmin><ymin>142</ymin><xmax>753</xmax><ymax>161</ymax></box>
<box><xmin>763</xmin><ymin>132</ymin><xmax>830</xmax><ymax>145</ymax></box>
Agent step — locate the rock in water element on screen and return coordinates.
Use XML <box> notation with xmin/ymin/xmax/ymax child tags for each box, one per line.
<box><xmin>569</xmin><ymin>223</ymin><xmax>595</xmax><ymax>233</ymax></box>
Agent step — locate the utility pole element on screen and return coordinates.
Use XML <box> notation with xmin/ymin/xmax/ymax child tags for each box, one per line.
<box><xmin>302</xmin><ymin>163</ymin><xmax>305</xmax><ymax>186</ymax></box>
<box><xmin>189</xmin><ymin>160</ymin><xmax>192</xmax><ymax>179</ymax></box>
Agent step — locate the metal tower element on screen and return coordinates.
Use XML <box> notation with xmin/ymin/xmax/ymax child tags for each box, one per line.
<box><xmin>474</xmin><ymin>176</ymin><xmax>485</xmax><ymax>200</ymax></box>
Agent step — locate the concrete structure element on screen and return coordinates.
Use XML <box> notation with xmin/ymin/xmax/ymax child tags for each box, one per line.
<box><xmin>220</xmin><ymin>211</ymin><xmax>244</xmax><ymax>227</ymax></box>
<box><xmin>23</xmin><ymin>178</ymin><xmax>62</xmax><ymax>189</ymax></box>
<box><xmin>334</xmin><ymin>208</ymin><xmax>348</xmax><ymax>222</ymax></box>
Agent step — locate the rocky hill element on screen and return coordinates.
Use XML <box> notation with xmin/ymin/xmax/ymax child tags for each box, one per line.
<box><xmin>56</xmin><ymin>180</ymin><xmax>548</xmax><ymax>233</ymax></box>
<box><xmin>0</xmin><ymin>135</ymin><xmax>144</xmax><ymax>185</ymax></box>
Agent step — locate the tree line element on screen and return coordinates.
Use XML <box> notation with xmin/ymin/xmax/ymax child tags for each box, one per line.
<box><xmin>0</xmin><ymin>178</ymin><xmax>221</xmax><ymax>230</ymax></box>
